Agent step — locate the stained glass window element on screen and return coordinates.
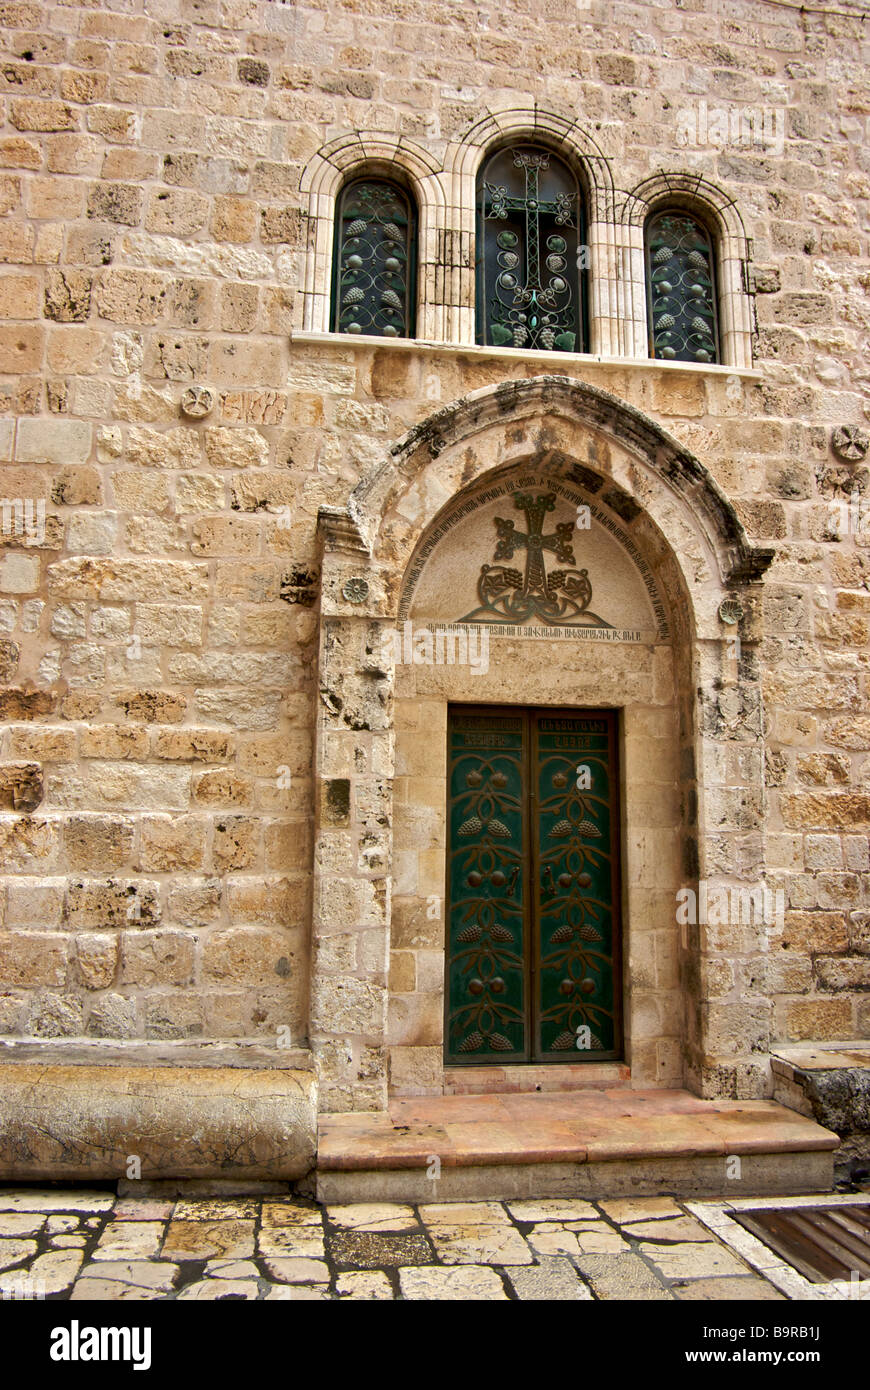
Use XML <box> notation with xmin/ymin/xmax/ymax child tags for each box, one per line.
<box><xmin>645</xmin><ymin>211</ymin><xmax>719</xmax><ymax>363</ymax></box>
<box><xmin>476</xmin><ymin>145</ymin><xmax>585</xmax><ymax>353</ymax></box>
<box><xmin>331</xmin><ymin>178</ymin><xmax>416</xmax><ymax>338</ymax></box>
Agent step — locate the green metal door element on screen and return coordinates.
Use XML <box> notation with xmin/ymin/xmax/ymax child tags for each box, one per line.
<box><xmin>445</xmin><ymin>706</ymin><xmax>621</xmax><ymax>1064</ymax></box>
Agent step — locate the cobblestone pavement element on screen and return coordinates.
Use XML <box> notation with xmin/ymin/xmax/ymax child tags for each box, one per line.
<box><xmin>0</xmin><ymin>1189</ymin><xmax>815</xmax><ymax>1300</ymax></box>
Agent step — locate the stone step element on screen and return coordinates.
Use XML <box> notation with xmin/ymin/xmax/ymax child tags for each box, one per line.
<box><xmin>317</xmin><ymin>1087</ymin><xmax>839</xmax><ymax>1204</ymax></box>
<box><xmin>772</xmin><ymin>1041</ymin><xmax>870</xmax><ymax>1181</ymax></box>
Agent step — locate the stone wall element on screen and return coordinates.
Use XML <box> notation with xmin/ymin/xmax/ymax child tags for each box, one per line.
<box><xmin>0</xmin><ymin>0</ymin><xmax>868</xmax><ymax>1086</ymax></box>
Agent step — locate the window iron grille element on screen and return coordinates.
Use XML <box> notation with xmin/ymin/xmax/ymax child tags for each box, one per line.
<box><xmin>645</xmin><ymin>211</ymin><xmax>719</xmax><ymax>364</ymax></box>
<box><xmin>332</xmin><ymin>178</ymin><xmax>416</xmax><ymax>338</ymax></box>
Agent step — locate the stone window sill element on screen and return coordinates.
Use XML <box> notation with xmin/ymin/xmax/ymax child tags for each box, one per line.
<box><xmin>289</xmin><ymin>330</ymin><xmax>762</xmax><ymax>379</ymax></box>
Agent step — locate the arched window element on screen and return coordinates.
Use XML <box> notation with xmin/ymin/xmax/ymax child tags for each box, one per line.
<box><xmin>331</xmin><ymin>177</ymin><xmax>417</xmax><ymax>338</ymax></box>
<box><xmin>476</xmin><ymin>145</ymin><xmax>585</xmax><ymax>353</ymax></box>
<box><xmin>645</xmin><ymin>210</ymin><xmax>719</xmax><ymax>364</ymax></box>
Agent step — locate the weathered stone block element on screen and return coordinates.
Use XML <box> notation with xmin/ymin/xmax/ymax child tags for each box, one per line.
<box><xmin>0</xmin><ymin>1059</ymin><xmax>317</xmax><ymax>1179</ymax></box>
<box><xmin>74</xmin><ymin>934</ymin><xmax>118</xmax><ymax>990</ymax></box>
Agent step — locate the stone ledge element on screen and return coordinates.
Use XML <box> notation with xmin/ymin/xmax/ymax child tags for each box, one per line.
<box><xmin>0</xmin><ymin>1039</ymin><xmax>312</xmax><ymax>1070</ymax></box>
<box><xmin>0</xmin><ymin>1047</ymin><xmax>317</xmax><ymax>1182</ymax></box>
<box><xmin>289</xmin><ymin>328</ymin><xmax>763</xmax><ymax>378</ymax></box>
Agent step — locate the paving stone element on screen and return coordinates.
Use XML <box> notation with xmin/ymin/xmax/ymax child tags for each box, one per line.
<box><xmin>257</xmin><ymin>1221</ymin><xmax>324</xmax><ymax>1258</ymax></box>
<box><xmin>598</xmin><ymin>1197</ymin><xmax>684</xmax><ymax>1224</ymax></box>
<box><xmin>162</xmin><ymin>1219</ymin><xmax>256</xmax><ymax>1261</ymax></box>
<box><xmin>46</xmin><ymin>1214</ymin><xmax>80</xmax><ymax>1234</ymax></box>
<box><xmin>92</xmin><ymin>1220</ymin><xmax>165</xmax><ymax>1261</ymax></box>
<box><xmin>329</xmin><ymin>1230</ymin><xmax>433</xmax><ymax>1268</ymax></box>
<box><xmin>176</xmin><ymin>1278</ymin><xmax>260</xmax><ymax>1300</ymax></box>
<box><xmin>508</xmin><ymin>1256</ymin><xmax>594</xmax><ymax>1300</ymax></box>
<box><xmin>262</xmin><ymin>1257</ymin><xmax>330</xmax><ymax>1283</ymax></box>
<box><xmin>507</xmin><ymin>1199</ymin><xmax>600</xmax><ymax>1224</ymax></box>
<box><xmin>264</xmin><ymin>1284</ymin><xmax>331</xmax><ymax>1300</ymax></box>
<box><xmin>70</xmin><ymin>1259</ymin><xmax>179</xmax><ymax>1299</ymax></box>
<box><xmin>0</xmin><ymin>1238</ymin><xmax>38</xmax><ymax>1271</ymax></box>
<box><xmin>674</xmin><ymin>1276</ymin><xmax>786</xmax><ymax>1300</ymax></box>
<box><xmin>527</xmin><ymin>1222</ymin><xmax>628</xmax><ymax>1257</ymax></box>
<box><xmin>621</xmin><ymin>1216</ymin><xmax>716</xmax><ymax>1243</ymax></box>
<box><xmin>399</xmin><ymin>1265</ymin><xmax>508</xmax><ymax>1300</ymax></box>
<box><xmin>336</xmin><ymin>1270</ymin><xmax>394</xmax><ymax>1299</ymax></box>
<box><xmin>0</xmin><ymin>1191</ymin><xmax>114</xmax><ymax>1214</ymax></box>
<box><xmin>575</xmin><ymin>1253</ymin><xmax>674</xmax><ymax>1300</ymax></box>
<box><xmin>204</xmin><ymin>1259</ymin><xmax>261</xmax><ymax>1279</ymax></box>
<box><xmin>0</xmin><ymin>1213</ymin><xmax>46</xmax><ymax>1236</ymax></box>
<box><xmin>326</xmin><ymin>1203</ymin><xmax>418</xmax><ymax>1231</ymax></box>
<box><xmin>173</xmin><ymin>1198</ymin><xmax>260</xmax><ymax>1221</ymax></box>
<box><xmin>639</xmin><ymin>1240</ymin><xmax>752</xmax><ymax>1280</ymax></box>
<box><xmin>50</xmin><ymin>1234</ymin><xmax>87</xmax><ymax>1249</ymax></box>
<box><xmin>419</xmin><ymin>1201</ymin><xmax>507</xmax><ymax>1225</ymax></box>
<box><xmin>259</xmin><ymin>1202</ymin><xmax>323</xmax><ymax>1227</ymax></box>
<box><xmin>425</xmin><ymin>1223</ymin><xmax>534</xmax><ymax>1265</ymax></box>
<box><xmin>113</xmin><ymin>1198</ymin><xmax>176</xmax><ymax>1221</ymax></box>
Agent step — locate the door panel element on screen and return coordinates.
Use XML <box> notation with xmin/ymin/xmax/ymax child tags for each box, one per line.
<box><xmin>533</xmin><ymin>712</ymin><xmax>620</xmax><ymax>1060</ymax></box>
<box><xmin>445</xmin><ymin>706</ymin><xmax>622</xmax><ymax>1065</ymax></box>
<box><xmin>445</xmin><ymin>711</ymin><xmax>528</xmax><ymax>1063</ymax></box>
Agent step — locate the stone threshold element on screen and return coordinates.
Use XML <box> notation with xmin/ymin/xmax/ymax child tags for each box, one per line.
<box><xmin>289</xmin><ymin>328</ymin><xmax>763</xmax><ymax>378</ymax></box>
<box><xmin>317</xmin><ymin>1088</ymin><xmax>838</xmax><ymax>1202</ymax></box>
<box><xmin>442</xmin><ymin>1061</ymin><xmax>631</xmax><ymax>1094</ymax></box>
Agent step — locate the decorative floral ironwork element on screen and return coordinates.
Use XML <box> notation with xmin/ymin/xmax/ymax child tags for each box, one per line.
<box><xmin>446</xmin><ymin>718</ymin><xmax>527</xmax><ymax>1060</ymax></box>
<box><xmin>461</xmin><ymin>491</ymin><xmax>610</xmax><ymax>626</ymax></box>
<box><xmin>477</xmin><ymin>146</ymin><xmax>584</xmax><ymax>352</ymax></box>
<box><xmin>536</xmin><ymin>728</ymin><xmax>616</xmax><ymax>1056</ymax></box>
<box><xmin>646</xmin><ymin>211</ymin><xmax>719</xmax><ymax>363</ymax></box>
<box><xmin>332</xmin><ymin>179</ymin><xmax>416</xmax><ymax>338</ymax></box>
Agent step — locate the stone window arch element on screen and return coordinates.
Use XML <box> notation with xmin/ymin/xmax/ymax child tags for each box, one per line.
<box><xmin>297</xmin><ymin>133</ymin><xmax>443</xmax><ymax>338</ymax></box>
<box><xmin>624</xmin><ymin>174</ymin><xmax>754</xmax><ymax>368</ymax></box>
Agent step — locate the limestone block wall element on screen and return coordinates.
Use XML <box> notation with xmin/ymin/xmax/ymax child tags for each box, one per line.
<box><xmin>0</xmin><ymin>0</ymin><xmax>867</xmax><ymax>1073</ymax></box>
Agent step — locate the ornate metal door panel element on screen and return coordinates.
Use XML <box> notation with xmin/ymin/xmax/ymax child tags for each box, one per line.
<box><xmin>532</xmin><ymin>712</ymin><xmax>621</xmax><ymax>1061</ymax></box>
<box><xmin>445</xmin><ymin>710</ymin><xmax>529</xmax><ymax>1063</ymax></box>
<box><xmin>445</xmin><ymin>707</ymin><xmax>621</xmax><ymax>1065</ymax></box>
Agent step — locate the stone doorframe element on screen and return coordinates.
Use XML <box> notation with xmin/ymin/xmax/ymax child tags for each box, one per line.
<box><xmin>310</xmin><ymin>377</ymin><xmax>774</xmax><ymax>1113</ymax></box>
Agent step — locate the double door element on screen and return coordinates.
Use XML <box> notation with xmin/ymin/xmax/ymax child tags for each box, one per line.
<box><xmin>444</xmin><ymin>706</ymin><xmax>622</xmax><ymax>1063</ymax></box>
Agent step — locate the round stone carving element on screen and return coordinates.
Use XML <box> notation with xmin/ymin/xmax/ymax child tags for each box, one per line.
<box><xmin>831</xmin><ymin>425</ymin><xmax>869</xmax><ymax>462</ymax></box>
<box><xmin>342</xmin><ymin>577</ymin><xmax>369</xmax><ymax>604</ymax></box>
<box><xmin>180</xmin><ymin>385</ymin><xmax>216</xmax><ymax>419</ymax></box>
<box><xmin>718</xmin><ymin>598</ymin><xmax>744</xmax><ymax>625</ymax></box>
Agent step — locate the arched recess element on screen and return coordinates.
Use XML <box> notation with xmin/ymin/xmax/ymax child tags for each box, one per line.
<box><xmin>443</xmin><ymin>105</ymin><xmax>617</xmax><ymax>350</ymax></box>
<box><xmin>623</xmin><ymin>173</ymin><xmax>755</xmax><ymax>368</ymax></box>
<box><xmin>311</xmin><ymin>378</ymin><xmax>775</xmax><ymax>1114</ymax></box>
<box><xmin>297</xmin><ymin>133</ymin><xmax>445</xmax><ymax>339</ymax></box>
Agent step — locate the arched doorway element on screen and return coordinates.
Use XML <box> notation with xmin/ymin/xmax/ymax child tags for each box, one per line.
<box><xmin>310</xmin><ymin>378</ymin><xmax>773</xmax><ymax>1113</ymax></box>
